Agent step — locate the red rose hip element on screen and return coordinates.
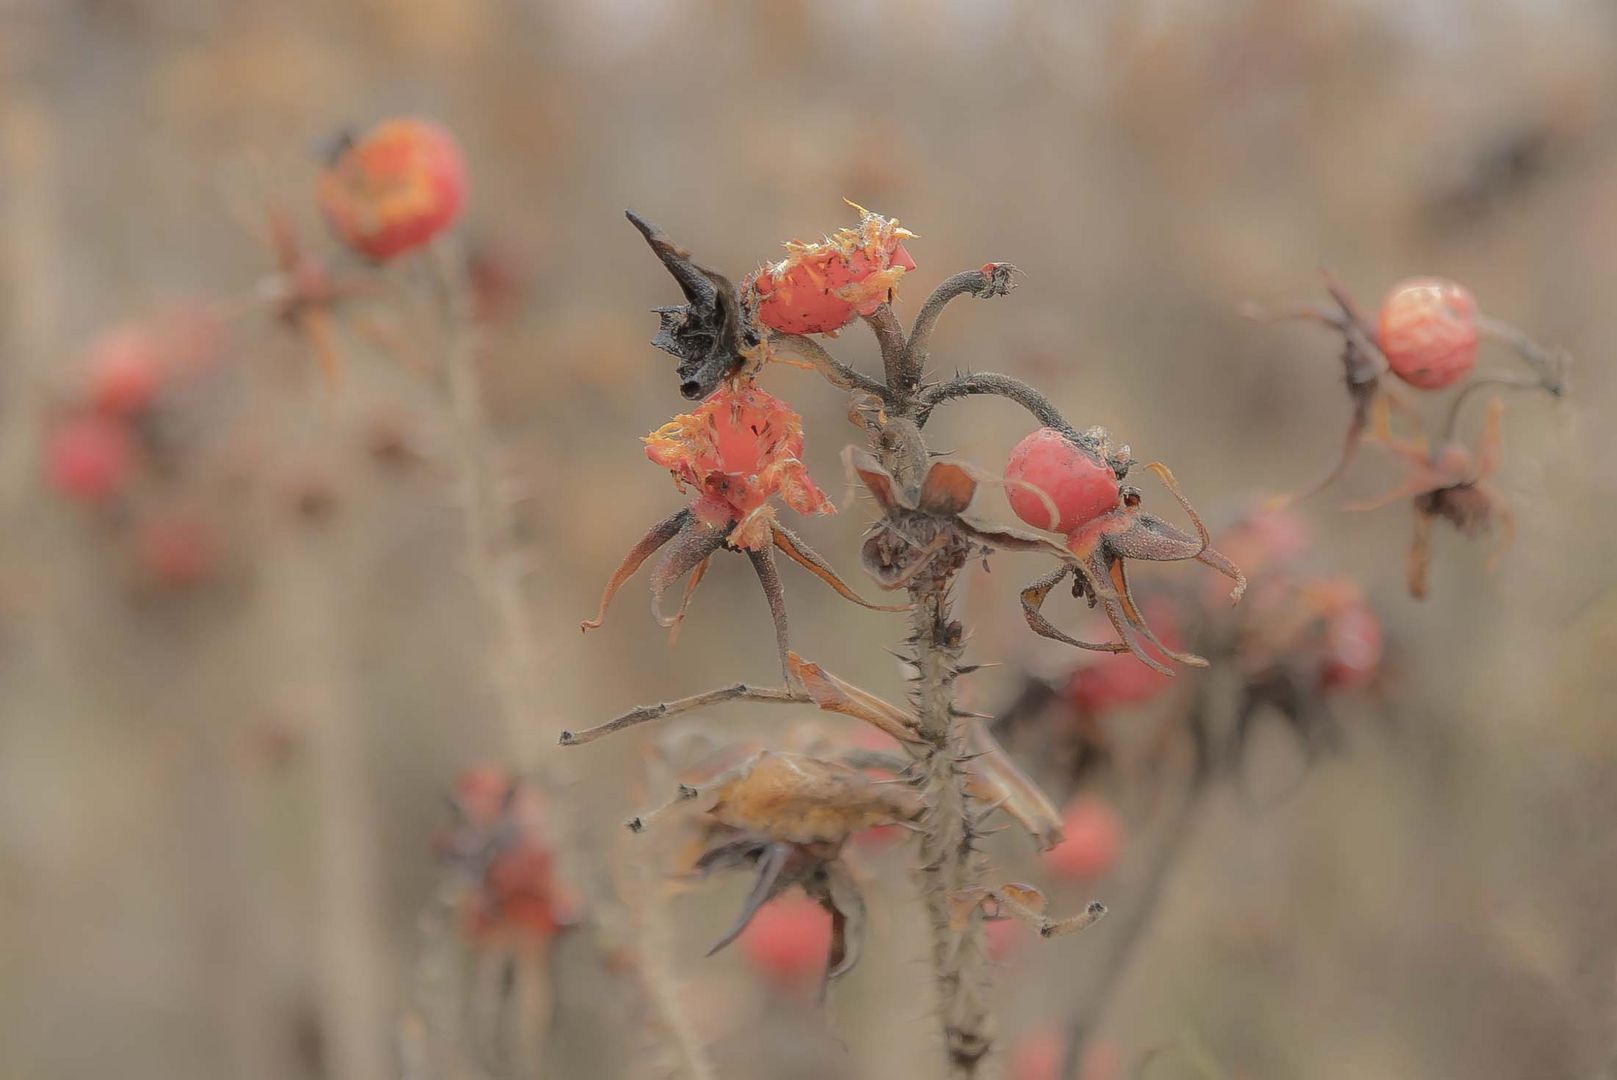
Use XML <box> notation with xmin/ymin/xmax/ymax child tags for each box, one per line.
<box><xmin>1376</xmin><ymin>278</ymin><xmax>1478</xmax><ymax>390</ymax></box>
<box><xmin>1004</xmin><ymin>428</ymin><xmax>1120</xmax><ymax>534</ymax></box>
<box><xmin>317</xmin><ymin>118</ymin><xmax>467</xmax><ymax>261</ymax></box>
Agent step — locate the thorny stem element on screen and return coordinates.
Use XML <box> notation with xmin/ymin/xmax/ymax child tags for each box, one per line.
<box><xmin>910</xmin><ymin>582</ymin><xmax>995</xmax><ymax>1077</ymax></box>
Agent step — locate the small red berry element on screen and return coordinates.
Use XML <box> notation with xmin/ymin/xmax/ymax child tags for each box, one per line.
<box><xmin>1376</xmin><ymin>278</ymin><xmax>1478</xmax><ymax>390</ymax></box>
<box><xmin>1004</xmin><ymin>428</ymin><xmax>1120</xmax><ymax>535</ymax></box>
<box><xmin>1042</xmin><ymin>796</ymin><xmax>1123</xmax><ymax>881</ymax></box>
<box><xmin>84</xmin><ymin>326</ymin><xmax>162</xmax><ymax>418</ymax></box>
<box><xmin>317</xmin><ymin>118</ymin><xmax>467</xmax><ymax>261</ymax></box>
<box><xmin>739</xmin><ymin>894</ymin><xmax>832</xmax><ymax>991</ymax></box>
<box><xmin>44</xmin><ymin>415</ymin><xmax>134</xmax><ymax>503</ymax></box>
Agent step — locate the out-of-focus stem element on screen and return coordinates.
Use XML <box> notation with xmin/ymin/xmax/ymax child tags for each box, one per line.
<box><xmin>1058</xmin><ymin>702</ymin><xmax>1213</xmax><ymax>1080</ymax></box>
<box><xmin>429</xmin><ymin>246</ymin><xmax>716</xmax><ymax>1078</ymax></box>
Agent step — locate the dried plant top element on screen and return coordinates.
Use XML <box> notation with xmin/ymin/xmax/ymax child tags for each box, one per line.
<box><xmin>565</xmin><ymin>201</ymin><xmax>1250</xmax><ymax>1077</ymax></box>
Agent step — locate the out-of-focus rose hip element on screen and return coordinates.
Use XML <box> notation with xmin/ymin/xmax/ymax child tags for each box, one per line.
<box><xmin>739</xmin><ymin>894</ymin><xmax>832</xmax><ymax>991</ymax></box>
<box><xmin>317</xmin><ymin>118</ymin><xmax>467</xmax><ymax>261</ymax></box>
<box><xmin>748</xmin><ymin>204</ymin><xmax>916</xmax><ymax>335</ymax></box>
<box><xmin>1010</xmin><ymin>1030</ymin><xmax>1119</xmax><ymax>1080</ymax></box>
<box><xmin>1042</xmin><ymin>795</ymin><xmax>1123</xmax><ymax>881</ymax></box>
<box><xmin>44</xmin><ymin>415</ymin><xmax>134</xmax><ymax>503</ymax></box>
<box><xmin>84</xmin><ymin>327</ymin><xmax>162</xmax><ymax>417</ymax></box>
<box><xmin>1376</xmin><ymin>278</ymin><xmax>1478</xmax><ymax>390</ymax></box>
<box><xmin>1004</xmin><ymin>428</ymin><xmax>1120</xmax><ymax>534</ymax></box>
<box><xmin>135</xmin><ymin>515</ymin><xmax>219</xmax><ymax>588</ymax></box>
<box><xmin>1321</xmin><ymin>600</ymin><xmax>1383</xmax><ymax>691</ymax></box>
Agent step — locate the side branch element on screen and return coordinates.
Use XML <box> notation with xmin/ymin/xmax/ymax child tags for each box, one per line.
<box><xmin>558</xmin><ymin>684</ymin><xmax>809</xmax><ymax>746</ymax></box>
<box><xmin>907</xmin><ymin>264</ymin><xmax>1019</xmax><ymax>377</ymax></box>
<box><xmin>916</xmin><ymin>372</ymin><xmax>1077</xmax><ymax>435</ymax></box>
<box><xmin>863</xmin><ymin>304</ymin><xmax>912</xmax><ymax>397</ymax></box>
<box><xmin>768</xmin><ymin>332</ymin><xmax>891</xmax><ymax>400</ymax></box>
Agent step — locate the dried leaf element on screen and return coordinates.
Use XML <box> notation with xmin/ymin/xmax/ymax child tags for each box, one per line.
<box><xmin>705</xmin><ymin>750</ymin><xmax>923</xmax><ymax>845</ymax></box>
<box><xmin>962</xmin><ymin>719</ymin><xmax>1064</xmax><ymax>849</ymax></box>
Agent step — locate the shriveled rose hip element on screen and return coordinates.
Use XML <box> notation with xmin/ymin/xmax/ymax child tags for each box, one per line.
<box><xmin>748</xmin><ymin>204</ymin><xmax>916</xmax><ymax>335</ymax></box>
<box><xmin>1042</xmin><ymin>795</ymin><xmax>1123</xmax><ymax>881</ymax></box>
<box><xmin>44</xmin><ymin>415</ymin><xmax>134</xmax><ymax>503</ymax></box>
<box><xmin>739</xmin><ymin>894</ymin><xmax>832</xmax><ymax>991</ymax></box>
<box><xmin>1376</xmin><ymin>278</ymin><xmax>1478</xmax><ymax>390</ymax></box>
<box><xmin>317</xmin><ymin>118</ymin><xmax>467</xmax><ymax>261</ymax></box>
<box><xmin>1004</xmin><ymin>427</ymin><xmax>1120</xmax><ymax>534</ymax></box>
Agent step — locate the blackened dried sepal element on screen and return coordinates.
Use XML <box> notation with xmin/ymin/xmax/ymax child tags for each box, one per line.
<box><xmin>626</xmin><ymin>210</ymin><xmax>760</xmax><ymax>400</ymax></box>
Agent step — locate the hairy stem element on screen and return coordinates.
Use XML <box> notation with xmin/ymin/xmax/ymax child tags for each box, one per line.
<box><xmin>916</xmin><ymin>371</ymin><xmax>1077</xmax><ymax>435</ymax></box>
<box><xmin>910</xmin><ymin>583</ymin><xmax>994</xmax><ymax>1077</ymax></box>
<box><xmin>865</xmin><ymin>304</ymin><xmax>914</xmax><ymax>396</ymax></box>
<box><xmin>768</xmin><ymin>331</ymin><xmax>891</xmax><ymax>400</ymax></box>
<box><xmin>907</xmin><ymin>264</ymin><xmax>1019</xmax><ymax>380</ymax></box>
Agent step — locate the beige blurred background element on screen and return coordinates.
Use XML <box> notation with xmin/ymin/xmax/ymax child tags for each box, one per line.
<box><xmin>3</xmin><ymin>1</ymin><xmax>1616</xmax><ymax>1077</ymax></box>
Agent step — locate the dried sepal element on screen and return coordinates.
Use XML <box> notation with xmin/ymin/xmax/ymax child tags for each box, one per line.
<box><xmin>692</xmin><ymin>834</ymin><xmax>870</xmax><ymax>987</ymax></box>
<box><xmin>961</xmin><ymin>720</ymin><xmax>1065</xmax><ymax>849</ymax></box>
<box><xmin>787</xmin><ymin>652</ymin><xmax>927</xmax><ymax>746</ymax></box>
<box><xmin>626</xmin><ymin>210</ymin><xmax>758</xmax><ymax>399</ymax></box>
<box><xmin>771</xmin><ymin>524</ymin><xmax>910</xmax><ymax>612</ymax></box>
<box><xmin>951</xmin><ymin>883</ymin><xmax>1108</xmax><ymax>940</ymax></box>
<box><xmin>581</xmin><ymin>508</ymin><xmax>691</xmax><ymax>632</ymax></box>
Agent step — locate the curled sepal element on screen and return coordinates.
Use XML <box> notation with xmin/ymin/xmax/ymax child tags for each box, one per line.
<box><xmin>950</xmin><ymin>882</ymin><xmax>1108</xmax><ymax>940</ymax></box>
<box><xmin>650</xmin><ymin>519</ymin><xmax>729</xmax><ymax>627</ymax></box>
<box><xmin>771</xmin><ymin>524</ymin><xmax>910</xmax><ymax>612</ymax></box>
<box><xmin>626</xmin><ymin>210</ymin><xmax>758</xmax><ymax>400</ymax></box>
<box><xmin>581</xmin><ymin>508</ymin><xmax>691</xmax><ymax>632</ymax></box>
<box><xmin>961</xmin><ymin>719</ymin><xmax>1065</xmax><ymax>850</ymax></box>
<box><xmin>694</xmin><ymin>836</ymin><xmax>871</xmax><ymax>988</ymax></box>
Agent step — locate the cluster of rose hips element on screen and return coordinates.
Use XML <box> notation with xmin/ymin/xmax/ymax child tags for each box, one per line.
<box><xmin>41</xmin><ymin>308</ymin><xmax>231</xmax><ymax>588</ymax></box>
<box><xmin>40</xmin><ymin>118</ymin><xmax>472</xmax><ymax>586</ymax></box>
<box><xmin>1255</xmin><ymin>274</ymin><xmax>1566</xmax><ymax>597</ymax></box>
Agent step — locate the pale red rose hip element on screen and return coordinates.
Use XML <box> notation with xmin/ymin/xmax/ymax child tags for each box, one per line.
<box><xmin>44</xmin><ymin>415</ymin><xmax>134</xmax><ymax>503</ymax></box>
<box><xmin>1376</xmin><ymin>277</ymin><xmax>1478</xmax><ymax>390</ymax></box>
<box><xmin>1041</xmin><ymin>795</ymin><xmax>1123</xmax><ymax>881</ymax></box>
<box><xmin>1003</xmin><ymin>427</ymin><xmax>1120</xmax><ymax>534</ymax></box>
<box><xmin>317</xmin><ymin>118</ymin><xmax>467</xmax><ymax>261</ymax></box>
<box><xmin>739</xmin><ymin>894</ymin><xmax>832</xmax><ymax>991</ymax></box>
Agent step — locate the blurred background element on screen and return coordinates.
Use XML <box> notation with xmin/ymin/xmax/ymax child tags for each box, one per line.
<box><xmin>2</xmin><ymin>1</ymin><xmax>1615</xmax><ymax>1077</ymax></box>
